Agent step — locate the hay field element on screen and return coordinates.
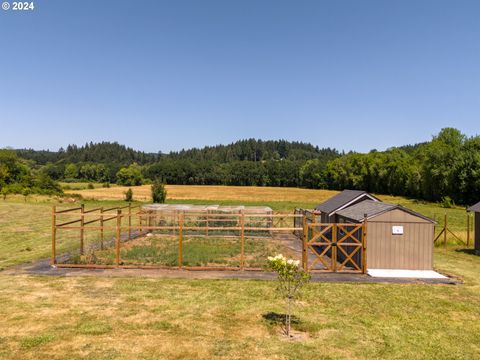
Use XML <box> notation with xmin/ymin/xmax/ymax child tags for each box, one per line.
<box><xmin>65</xmin><ymin>185</ymin><xmax>471</xmax><ymax>233</ymax></box>
<box><xmin>66</xmin><ymin>184</ymin><xmax>340</xmax><ymax>204</ymax></box>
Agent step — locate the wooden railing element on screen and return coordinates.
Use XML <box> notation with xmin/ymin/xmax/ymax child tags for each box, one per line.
<box><xmin>51</xmin><ymin>204</ymin><xmax>306</xmax><ymax>270</ymax></box>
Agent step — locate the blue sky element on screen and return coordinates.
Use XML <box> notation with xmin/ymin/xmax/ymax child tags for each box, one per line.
<box><xmin>0</xmin><ymin>0</ymin><xmax>479</xmax><ymax>153</ymax></box>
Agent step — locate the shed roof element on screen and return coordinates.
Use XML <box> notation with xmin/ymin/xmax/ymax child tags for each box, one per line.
<box><xmin>336</xmin><ymin>200</ymin><xmax>435</xmax><ymax>223</ymax></box>
<box><xmin>467</xmin><ymin>201</ymin><xmax>480</xmax><ymax>212</ymax></box>
<box><xmin>314</xmin><ymin>190</ymin><xmax>380</xmax><ymax>215</ymax></box>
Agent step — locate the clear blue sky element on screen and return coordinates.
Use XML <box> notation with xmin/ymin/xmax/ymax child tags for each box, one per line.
<box><xmin>0</xmin><ymin>0</ymin><xmax>479</xmax><ymax>153</ymax></box>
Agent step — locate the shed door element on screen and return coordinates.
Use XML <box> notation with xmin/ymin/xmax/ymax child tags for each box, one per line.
<box><xmin>305</xmin><ymin>223</ymin><xmax>365</xmax><ymax>273</ymax></box>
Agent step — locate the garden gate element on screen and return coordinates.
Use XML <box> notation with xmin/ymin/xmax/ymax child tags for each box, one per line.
<box><xmin>303</xmin><ymin>222</ymin><xmax>366</xmax><ymax>273</ymax></box>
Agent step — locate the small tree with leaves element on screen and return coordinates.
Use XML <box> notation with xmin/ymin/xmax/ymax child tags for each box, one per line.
<box><xmin>124</xmin><ymin>188</ymin><xmax>133</xmax><ymax>202</ymax></box>
<box><xmin>22</xmin><ymin>187</ymin><xmax>31</xmax><ymax>203</ymax></box>
<box><xmin>267</xmin><ymin>254</ymin><xmax>310</xmax><ymax>337</ymax></box>
<box><xmin>1</xmin><ymin>187</ymin><xmax>8</xmax><ymax>200</ymax></box>
<box><xmin>151</xmin><ymin>179</ymin><xmax>167</xmax><ymax>203</ymax></box>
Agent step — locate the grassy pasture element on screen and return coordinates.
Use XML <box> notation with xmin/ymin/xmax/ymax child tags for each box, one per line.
<box><xmin>69</xmin><ymin>184</ymin><xmax>472</xmax><ymax>234</ymax></box>
<box><xmin>60</xmin><ymin>182</ymin><xmax>116</xmax><ymax>190</ymax></box>
<box><xmin>65</xmin><ymin>184</ymin><xmax>339</xmax><ymax>204</ymax></box>
<box><xmin>0</xmin><ymin>196</ymin><xmax>140</xmax><ymax>269</ymax></box>
<box><xmin>0</xmin><ymin>186</ymin><xmax>479</xmax><ymax>359</ymax></box>
<box><xmin>67</xmin><ymin>234</ymin><xmax>298</xmax><ymax>269</ymax></box>
<box><xmin>0</xmin><ymin>186</ymin><xmax>473</xmax><ymax>269</ymax></box>
<box><xmin>0</xmin><ymin>249</ymin><xmax>479</xmax><ymax>359</ymax></box>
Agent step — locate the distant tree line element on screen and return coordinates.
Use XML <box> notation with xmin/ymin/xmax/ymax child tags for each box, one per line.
<box><xmin>319</xmin><ymin>128</ymin><xmax>480</xmax><ymax>205</ymax></box>
<box><xmin>17</xmin><ymin>141</ymin><xmax>160</xmax><ymax>165</ymax></box>
<box><xmin>168</xmin><ymin>139</ymin><xmax>337</xmax><ymax>162</ymax></box>
<box><xmin>17</xmin><ymin>140</ymin><xmax>340</xmax><ymax>188</ymax></box>
<box><xmin>7</xmin><ymin>129</ymin><xmax>480</xmax><ymax>205</ymax></box>
<box><xmin>0</xmin><ymin>150</ymin><xmax>63</xmax><ymax>198</ymax></box>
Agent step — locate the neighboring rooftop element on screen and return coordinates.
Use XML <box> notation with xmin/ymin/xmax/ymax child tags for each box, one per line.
<box><xmin>467</xmin><ymin>201</ymin><xmax>480</xmax><ymax>212</ymax></box>
<box><xmin>336</xmin><ymin>200</ymin><xmax>435</xmax><ymax>223</ymax></box>
<box><xmin>315</xmin><ymin>189</ymin><xmax>380</xmax><ymax>215</ymax></box>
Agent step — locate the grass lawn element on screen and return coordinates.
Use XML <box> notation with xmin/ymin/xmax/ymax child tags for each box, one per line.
<box><xmin>0</xmin><ymin>187</ymin><xmax>473</xmax><ymax>268</ymax></box>
<box><xmin>67</xmin><ymin>234</ymin><xmax>297</xmax><ymax>269</ymax></box>
<box><xmin>0</xmin><ymin>248</ymin><xmax>479</xmax><ymax>359</ymax></box>
<box><xmin>0</xmin><ymin>196</ymin><xmax>141</xmax><ymax>269</ymax></box>
<box><xmin>0</xmin><ymin>186</ymin><xmax>479</xmax><ymax>359</ymax></box>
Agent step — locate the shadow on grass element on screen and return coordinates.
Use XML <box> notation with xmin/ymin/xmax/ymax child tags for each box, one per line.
<box><xmin>455</xmin><ymin>248</ymin><xmax>479</xmax><ymax>256</ymax></box>
<box><xmin>263</xmin><ymin>311</ymin><xmax>323</xmax><ymax>335</ymax></box>
<box><xmin>262</xmin><ymin>312</ymin><xmax>299</xmax><ymax>326</ymax></box>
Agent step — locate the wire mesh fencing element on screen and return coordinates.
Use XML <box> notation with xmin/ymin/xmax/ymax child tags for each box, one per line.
<box><xmin>52</xmin><ymin>204</ymin><xmax>306</xmax><ymax>270</ymax></box>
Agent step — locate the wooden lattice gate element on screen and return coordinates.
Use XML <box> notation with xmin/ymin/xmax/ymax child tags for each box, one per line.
<box><xmin>303</xmin><ymin>223</ymin><xmax>366</xmax><ymax>273</ymax></box>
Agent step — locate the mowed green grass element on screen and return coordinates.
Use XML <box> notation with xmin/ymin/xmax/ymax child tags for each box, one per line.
<box><xmin>68</xmin><ymin>235</ymin><xmax>295</xmax><ymax>268</ymax></box>
<box><xmin>0</xmin><ymin>196</ymin><xmax>141</xmax><ymax>269</ymax></box>
<box><xmin>0</xmin><ymin>200</ymin><xmax>53</xmax><ymax>269</ymax></box>
<box><xmin>0</xmin><ymin>249</ymin><xmax>479</xmax><ymax>359</ymax></box>
<box><xmin>0</xmin><ymin>188</ymin><xmax>479</xmax><ymax>359</ymax></box>
<box><xmin>0</xmin><ymin>189</ymin><xmax>472</xmax><ymax>269</ymax></box>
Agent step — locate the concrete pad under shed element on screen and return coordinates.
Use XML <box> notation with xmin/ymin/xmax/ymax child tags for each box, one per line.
<box><xmin>368</xmin><ymin>269</ymin><xmax>447</xmax><ymax>279</ymax></box>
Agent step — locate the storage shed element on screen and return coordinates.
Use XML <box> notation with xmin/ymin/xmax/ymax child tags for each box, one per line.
<box><xmin>467</xmin><ymin>201</ymin><xmax>480</xmax><ymax>255</ymax></box>
<box><xmin>315</xmin><ymin>190</ymin><xmax>380</xmax><ymax>223</ymax></box>
<box><xmin>336</xmin><ymin>200</ymin><xmax>435</xmax><ymax>270</ymax></box>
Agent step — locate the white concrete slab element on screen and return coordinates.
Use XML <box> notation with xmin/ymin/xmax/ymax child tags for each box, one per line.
<box><xmin>367</xmin><ymin>269</ymin><xmax>447</xmax><ymax>279</ymax></box>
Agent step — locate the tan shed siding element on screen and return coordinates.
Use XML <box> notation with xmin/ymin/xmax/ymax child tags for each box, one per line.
<box><xmin>366</xmin><ymin>221</ymin><xmax>434</xmax><ymax>270</ymax></box>
<box><xmin>368</xmin><ymin>222</ymin><xmax>376</xmax><ymax>268</ymax></box>
<box><xmin>416</xmin><ymin>224</ymin><xmax>422</xmax><ymax>269</ymax></box>
<box><xmin>432</xmin><ymin>226</ymin><xmax>435</xmax><ymax>269</ymax></box>
<box><xmin>371</xmin><ymin>209</ymin><xmax>431</xmax><ymax>224</ymax></box>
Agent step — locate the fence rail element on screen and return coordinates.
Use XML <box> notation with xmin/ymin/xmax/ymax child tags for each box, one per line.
<box><xmin>434</xmin><ymin>212</ymin><xmax>474</xmax><ymax>251</ymax></box>
<box><xmin>52</xmin><ymin>204</ymin><xmax>306</xmax><ymax>271</ymax></box>
<box><xmin>51</xmin><ymin>204</ymin><xmax>474</xmax><ymax>272</ymax></box>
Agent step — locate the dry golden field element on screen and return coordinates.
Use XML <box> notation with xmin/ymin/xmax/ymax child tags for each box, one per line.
<box><xmin>64</xmin><ymin>185</ymin><xmax>470</xmax><ymax>230</ymax></box>
<box><xmin>66</xmin><ymin>185</ymin><xmax>340</xmax><ymax>203</ymax></box>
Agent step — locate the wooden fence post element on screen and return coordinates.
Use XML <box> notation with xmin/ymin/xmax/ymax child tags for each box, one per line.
<box><xmin>332</xmin><ymin>224</ymin><xmax>337</xmax><ymax>272</ymax></box>
<box><xmin>116</xmin><ymin>209</ymin><xmax>122</xmax><ymax>266</ymax></box>
<box><xmin>302</xmin><ymin>214</ymin><xmax>307</xmax><ymax>271</ymax></box>
<box><xmin>128</xmin><ymin>203</ymin><xmax>132</xmax><ymax>240</ymax></box>
<box><xmin>240</xmin><ymin>212</ymin><xmax>245</xmax><ymax>270</ymax></box>
<box><xmin>178</xmin><ymin>212</ymin><xmax>184</xmax><ymax>269</ymax></box>
<box><xmin>100</xmin><ymin>207</ymin><xmax>104</xmax><ymax>250</ymax></box>
<box><xmin>51</xmin><ymin>206</ymin><xmax>56</xmax><ymax>265</ymax></box>
<box><xmin>362</xmin><ymin>214</ymin><xmax>368</xmax><ymax>274</ymax></box>
<box><xmin>467</xmin><ymin>213</ymin><xmax>471</xmax><ymax>248</ymax></box>
<box><xmin>444</xmin><ymin>213</ymin><xmax>448</xmax><ymax>253</ymax></box>
<box><xmin>80</xmin><ymin>204</ymin><xmax>85</xmax><ymax>255</ymax></box>
<box><xmin>305</xmin><ymin>217</ymin><xmax>311</xmax><ymax>271</ymax></box>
